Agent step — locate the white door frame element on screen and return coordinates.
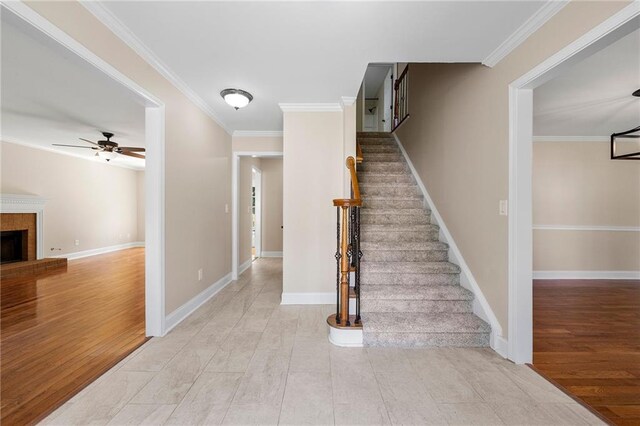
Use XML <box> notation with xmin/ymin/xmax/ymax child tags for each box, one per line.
<box><xmin>508</xmin><ymin>2</ymin><xmax>640</xmax><ymax>364</ymax></box>
<box><xmin>232</xmin><ymin>151</ymin><xmax>283</xmax><ymax>279</ymax></box>
<box><xmin>251</xmin><ymin>166</ymin><xmax>263</xmax><ymax>258</ymax></box>
<box><xmin>3</xmin><ymin>2</ymin><xmax>167</xmax><ymax>337</ymax></box>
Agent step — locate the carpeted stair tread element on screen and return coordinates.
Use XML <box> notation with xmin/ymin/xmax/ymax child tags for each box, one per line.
<box><xmin>361</xmin><ymin>261</ymin><xmax>461</xmax><ymax>274</ymax></box>
<box><xmin>362</xmin><ymin>312</ymin><xmax>491</xmax><ymax>334</ymax></box>
<box><xmin>361</xmin><ymin>272</ymin><xmax>460</xmax><ymax>286</ymax></box>
<box><xmin>361</xmin><ymin>208</ymin><xmax>429</xmax><ymax>215</ymax></box>
<box><xmin>361</xmin><ymin>241</ymin><xmax>448</xmax><ymax>251</ymax></box>
<box><xmin>361</xmin><ymin>285</ymin><xmax>473</xmax><ymax>301</ymax></box>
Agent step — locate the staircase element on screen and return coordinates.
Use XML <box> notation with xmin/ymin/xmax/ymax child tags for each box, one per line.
<box><xmin>357</xmin><ymin>132</ymin><xmax>490</xmax><ymax>347</ymax></box>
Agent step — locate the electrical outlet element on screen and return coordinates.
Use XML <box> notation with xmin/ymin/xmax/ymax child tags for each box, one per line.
<box><xmin>198</xmin><ymin>268</ymin><xmax>203</xmax><ymax>281</ymax></box>
<box><xmin>225</xmin><ymin>204</ymin><xmax>229</xmax><ymax>213</ymax></box>
<box><xmin>499</xmin><ymin>200</ymin><xmax>508</xmax><ymax>216</ymax></box>
<box><xmin>74</xmin><ymin>239</ymin><xmax>80</xmax><ymax>246</ymax></box>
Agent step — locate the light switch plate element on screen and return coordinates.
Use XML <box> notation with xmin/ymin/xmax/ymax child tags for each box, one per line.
<box><xmin>499</xmin><ymin>200</ymin><xmax>508</xmax><ymax>216</ymax></box>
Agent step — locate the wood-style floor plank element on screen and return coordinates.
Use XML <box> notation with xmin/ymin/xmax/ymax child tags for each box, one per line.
<box><xmin>0</xmin><ymin>248</ymin><xmax>147</xmax><ymax>426</ymax></box>
<box><xmin>533</xmin><ymin>279</ymin><xmax>640</xmax><ymax>426</ymax></box>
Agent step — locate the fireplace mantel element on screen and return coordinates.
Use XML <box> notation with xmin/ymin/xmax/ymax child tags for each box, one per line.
<box><xmin>1</xmin><ymin>194</ymin><xmax>47</xmax><ymax>259</ymax></box>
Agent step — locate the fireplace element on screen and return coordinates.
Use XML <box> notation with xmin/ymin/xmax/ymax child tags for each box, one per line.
<box><xmin>1</xmin><ymin>230</ymin><xmax>28</xmax><ymax>264</ymax></box>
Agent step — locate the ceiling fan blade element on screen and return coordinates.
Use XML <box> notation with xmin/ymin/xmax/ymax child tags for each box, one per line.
<box><xmin>118</xmin><ymin>147</ymin><xmax>146</xmax><ymax>152</ymax></box>
<box><xmin>79</xmin><ymin>138</ymin><xmax>100</xmax><ymax>146</ymax></box>
<box><xmin>52</xmin><ymin>144</ymin><xmax>95</xmax><ymax>149</ymax></box>
<box><xmin>120</xmin><ymin>151</ymin><xmax>145</xmax><ymax>159</ymax></box>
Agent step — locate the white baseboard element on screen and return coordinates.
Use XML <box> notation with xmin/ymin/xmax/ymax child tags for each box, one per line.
<box><xmin>261</xmin><ymin>251</ymin><xmax>283</xmax><ymax>258</ymax></box>
<box><xmin>534</xmin><ymin>270</ymin><xmax>640</xmax><ymax>280</ymax></box>
<box><xmin>393</xmin><ymin>134</ymin><xmax>505</xmax><ymax>344</ymax></box>
<box><xmin>238</xmin><ymin>259</ymin><xmax>252</xmax><ymax>275</ymax></box>
<box><xmin>491</xmin><ymin>334</ymin><xmax>509</xmax><ymax>358</ymax></box>
<box><xmin>281</xmin><ymin>292</ymin><xmax>334</xmax><ymax>305</ymax></box>
<box><xmin>164</xmin><ymin>272</ymin><xmax>233</xmax><ymax>334</ymax></box>
<box><xmin>53</xmin><ymin>241</ymin><xmax>145</xmax><ymax>260</ymax></box>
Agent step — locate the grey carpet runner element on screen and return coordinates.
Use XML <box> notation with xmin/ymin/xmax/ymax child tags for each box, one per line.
<box><xmin>357</xmin><ymin>132</ymin><xmax>490</xmax><ymax>347</ymax></box>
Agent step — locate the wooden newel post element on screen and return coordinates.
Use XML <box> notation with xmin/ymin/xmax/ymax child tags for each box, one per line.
<box><xmin>339</xmin><ymin>205</ymin><xmax>350</xmax><ymax>326</ymax></box>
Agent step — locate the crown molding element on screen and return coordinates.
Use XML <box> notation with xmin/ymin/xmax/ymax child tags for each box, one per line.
<box><xmin>232</xmin><ymin>130</ymin><xmax>283</xmax><ymax>138</ymax></box>
<box><xmin>80</xmin><ymin>1</ymin><xmax>231</xmax><ymax>135</ymax></box>
<box><xmin>482</xmin><ymin>0</ymin><xmax>569</xmax><ymax>68</ymax></box>
<box><xmin>533</xmin><ymin>136</ymin><xmax>609</xmax><ymax>142</ymax></box>
<box><xmin>340</xmin><ymin>96</ymin><xmax>357</xmax><ymax>107</ymax></box>
<box><xmin>279</xmin><ymin>103</ymin><xmax>343</xmax><ymax>112</ymax></box>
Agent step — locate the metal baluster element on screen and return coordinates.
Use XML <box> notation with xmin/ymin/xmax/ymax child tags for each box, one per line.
<box><xmin>354</xmin><ymin>206</ymin><xmax>362</xmax><ymax>324</ymax></box>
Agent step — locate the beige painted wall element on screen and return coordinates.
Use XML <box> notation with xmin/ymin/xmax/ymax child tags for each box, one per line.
<box><xmin>26</xmin><ymin>1</ymin><xmax>232</xmax><ymax>314</ymax></box>
<box><xmin>232</xmin><ymin>136</ymin><xmax>283</xmax><ymax>153</ymax></box>
<box><xmin>261</xmin><ymin>158</ymin><xmax>283</xmax><ymax>253</ymax></box>
<box><xmin>1</xmin><ymin>141</ymin><xmax>141</xmax><ymax>254</ymax></box>
<box><xmin>533</xmin><ymin>141</ymin><xmax>640</xmax><ymax>271</ymax></box>
<box><xmin>136</xmin><ymin>171</ymin><xmax>145</xmax><ymax>241</ymax></box>
<box><xmin>395</xmin><ymin>1</ymin><xmax>631</xmax><ymax>336</ymax></box>
<box><xmin>283</xmin><ymin>111</ymin><xmax>344</xmax><ymax>296</ymax></box>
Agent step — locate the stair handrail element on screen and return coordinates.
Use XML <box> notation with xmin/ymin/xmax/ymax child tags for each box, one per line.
<box><xmin>332</xmin><ymin>156</ymin><xmax>361</xmax><ymax>207</ymax></box>
<box><xmin>392</xmin><ymin>65</ymin><xmax>410</xmax><ymax>131</ymax></box>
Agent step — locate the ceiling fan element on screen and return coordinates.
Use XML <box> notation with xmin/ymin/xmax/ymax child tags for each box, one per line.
<box><xmin>52</xmin><ymin>132</ymin><xmax>145</xmax><ymax>161</ymax></box>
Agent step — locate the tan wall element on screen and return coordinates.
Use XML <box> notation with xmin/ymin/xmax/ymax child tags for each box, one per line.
<box><xmin>25</xmin><ymin>1</ymin><xmax>232</xmax><ymax>314</ymax></box>
<box><xmin>1</xmin><ymin>141</ymin><xmax>140</xmax><ymax>255</ymax></box>
<box><xmin>232</xmin><ymin>136</ymin><xmax>283</xmax><ymax>153</ymax></box>
<box><xmin>533</xmin><ymin>141</ymin><xmax>640</xmax><ymax>271</ymax></box>
<box><xmin>136</xmin><ymin>171</ymin><xmax>145</xmax><ymax>241</ymax></box>
<box><xmin>260</xmin><ymin>158</ymin><xmax>283</xmax><ymax>253</ymax></box>
<box><xmin>283</xmin><ymin>111</ymin><xmax>344</xmax><ymax>296</ymax></box>
<box><xmin>395</xmin><ymin>1</ymin><xmax>631</xmax><ymax>336</ymax></box>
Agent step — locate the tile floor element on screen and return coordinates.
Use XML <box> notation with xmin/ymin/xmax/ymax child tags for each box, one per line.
<box><xmin>43</xmin><ymin>258</ymin><xmax>604</xmax><ymax>425</ymax></box>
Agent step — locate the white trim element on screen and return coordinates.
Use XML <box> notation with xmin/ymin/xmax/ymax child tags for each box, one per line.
<box><xmin>534</xmin><ymin>270</ymin><xmax>640</xmax><ymax>280</ymax></box>
<box><xmin>482</xmin><ymin>1</ymin><xmax>569</xmax><ymax>67</ymax></box>
<box><xmin>1</xmin><ymin>139</ymin><xmax>145</xmax><ymax>171</ymax></box>
<box><xmin>0</xmin><ymin>194</ymin><xmax>47</xmax><ymax>260</ymax></box>
<box><xmin>279</xmin><ymin>103</ymin><xmax>343</xmax><ymax>112</ymax></box>
<box><xmin>534</xmin><ymin>224</ymin><xmax>640</xmax><ymax>232</ymax></box>
<box><xmin>508</xmin><ymin>2</ymin><xmax>640</xmax><ymax>364</ymax></box>
<box><xmin>491</xmin><ymin>335</ymin><xmax>509</xmax><ymax>359</ymax></box>
<box><xmin>533</xmin><ymin>136</ymin><xmax>609</xmax><ymax>142</ymax></box>
<box><xmin>164</xmin><ymin>272</ymin><xmax>233</xmax><ymax>334</ymax></box>
<box><xmin>238</xmin><ymin>259</ymin><xmax>252</xmax><ymax>276</ymax></box>
<box><xmin>393</xmin><ymin>134</ymin><xmax>505</xmax><ymax>353</ymax></box>
<box><xmin>252</xmin><ymin>165</ymin><xmax>262</xmax><ymax>258</ymax></box>
<box><xmin>0</xmin><ymin>2</ymin><xmax>168</xmax><ymax>338</ymax></box>
<box><xmin>328</xmin><ymin>325</ymin><xmax>363</xmax><ymax>348</ymax></box>
<box><xmin>52</xmin><ymin>241</ymin><xmax>145</xmax><ymax>260</ymax></box>
<box><xmin>233</xmin><ymin>131</ymin><xmax>283</xmax><ymax>138</ymax></box>
<box><xmin>79</xmin><ymin>1</ymin><xmax>231</xmax><ymax>135</ymax></box>
<box><xmin>340</xmin><ymin>96</ymin><xmax>357</xmax><ymax>107</ymax></box>
<box><xmin>231</xmin><ymin>151</ymin><xmax>284</xmax><ymax>279</ymax></box>
<box><xmin>261</xmin><ymin>251</ymin><xmax>283</xmax><ymax>258</ymax></box>
<box><xmin>281</xmin><ymin>292</ymin><xmax>334</xmax><ymax>305</ymax></box>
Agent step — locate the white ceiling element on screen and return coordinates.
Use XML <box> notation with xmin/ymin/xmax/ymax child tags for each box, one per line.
<box><xmin>1</xmin><ymin>10</ymin><xmax>146</xmax><ymax>170</ymax></box>
<box><xmin>95</xmin><ymin>1</ymin><xmax>547</xmax><ymax>132</ymax></box>
<box><xmin>534</xmin><ymin>28</ymin><xmax>640</xmax><ymax>137</ymax></box>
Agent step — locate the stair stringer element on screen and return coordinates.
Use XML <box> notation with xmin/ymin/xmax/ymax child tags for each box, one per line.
<box><xmin>392</xmin><ymin>133</ymin><xmax>507</xmax><ymax>358</ymax></box>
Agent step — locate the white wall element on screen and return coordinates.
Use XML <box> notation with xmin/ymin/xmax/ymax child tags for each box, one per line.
<box><xmin>1</xmin><ymin>141</ymin><xmax>142</xmax><ymax>255</ymax></box>
<box><xmin>136</xmin><ymin>170</ymin><xmax>145</xmax><ymax>241</ymax></box>
<box><xmin>232</xmin><ymin>136</ymin><xmax>283</xmax><ymax>153</ymax></box>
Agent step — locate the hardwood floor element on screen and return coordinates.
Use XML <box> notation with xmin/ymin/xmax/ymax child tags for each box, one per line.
<box><xmin>1</xmin><ymin>248</ymin><xmax>146</xmax><ymax>425</ymax></box>
<box><xmin>533</xmin><ymin>279</ymin><xmax>640</xmax><ymax>426</ymax></box>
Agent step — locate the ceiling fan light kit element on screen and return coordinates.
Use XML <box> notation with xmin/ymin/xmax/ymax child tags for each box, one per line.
<box><xmin>610</xmin><ymin>89</ymin><xmax>640</xmax><ymax>160</ymax></box>
<box><xmin>220</xmin><ymin>88</ymin><xmax>253</xmax><ymax>110</ymax></box>
<box><xmin>52</xmin><ymin>131</ymin><xmax>145</xmax><ymax>162</ymax></box>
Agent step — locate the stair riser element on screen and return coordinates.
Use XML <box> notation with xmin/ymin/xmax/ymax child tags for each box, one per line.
<box><xmin>361</xmin><ymin>230</ymin><xmax>440</xmax><ymax>242</ymax></box>
<box><xmin>362</xmin><ymin>186</ymin><xmax>420</xmax><ymax>197</ymax></box>
<box><xmin>363</xmin><ymin>332</ymin><xmax>490</xmax><ymax>348</ymax></box>
<box><xmin>357</xmin><ymin>138</ymin><xmax>396</xmax><ymax>145</ymax></box>
<box><xmin>361</xmin><ymin>264</ymin><xmax>460</xmax><ymax>274</ymax></box>
<box><xmin>358</xmin><ymin>175</ymin><xmax>414</xmax><ymax>184</ymax></box>
<box><xmin>361</xmin><ymin>300</ymin><xmax>473</xmax><ymax>313</ymax></box>
<box><xmin>364</xmin><ymin>199</ymin><xmax>424</xmax><ymax>209</ymax></box>
<box><xmin>361</xmin><ymin>242</ymin><xmax>447</xmax><ymax>251</ymax></box>
<box><xmin>359</xmin><ymin>163</ymin><xmax>408</xmax><ymax>173</ymax></box>
<box><xmin>361</xmin><ymin>273</ymin><xmax>460</xmax><ymax>286</ymax></box>
<box><xmin>362</xmin><ymin>215</ymin><xmax>430</xmax><ymax>225</ymax></box>
<box><xmin>364</xmin><ymin>250</ymin><xmax>448</xmax><ymax>262</ymax></box>
<box><xmin>360</xmin><ymin>145</ymin><xmax>400</xmax><ymax>153</ymax></box>
<box><xmin>364</xmin><ymin>154</ymin><xmax>404</xmax><ymax>162</ymax></box>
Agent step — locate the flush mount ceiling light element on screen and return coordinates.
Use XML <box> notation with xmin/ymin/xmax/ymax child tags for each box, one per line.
<box><xmin>220</xmin><ymin>88</ymin><xmax>253</xmax><ymax>110</ymax></box>
<box><xmin>610</xmin><ymin>89</ymin><xmax>640</xmax><ymax>160</ymax></box>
